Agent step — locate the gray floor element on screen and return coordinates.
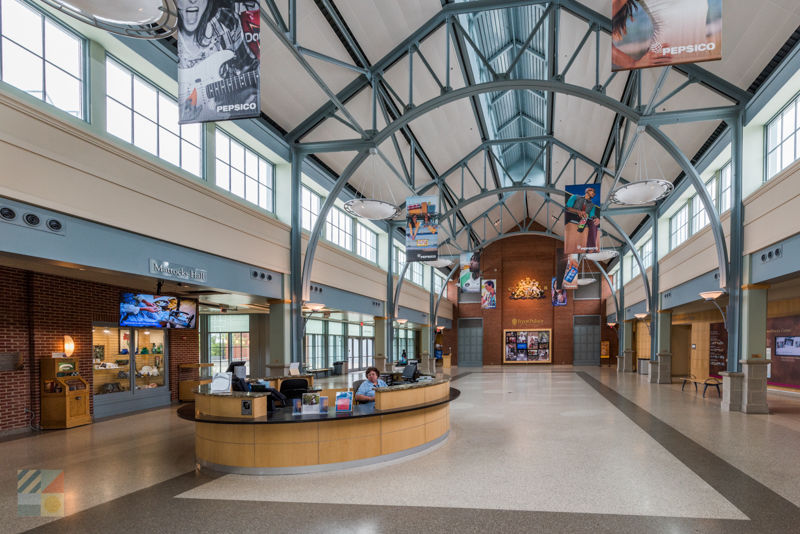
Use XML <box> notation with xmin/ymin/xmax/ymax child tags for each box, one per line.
<box><xmin>4</xmin><ymin>367</ymin><xmax>800</xmax><ymax>533</ymax></box>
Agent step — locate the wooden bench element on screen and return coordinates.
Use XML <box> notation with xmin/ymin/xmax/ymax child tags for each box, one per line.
<box><xmin>679</xmin><ymin>375</ymin><xmax>722</xmax><ymax>398</ymax></box>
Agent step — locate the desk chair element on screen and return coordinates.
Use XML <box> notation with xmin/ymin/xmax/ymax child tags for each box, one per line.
<box><xmin>279</xmin><ymin>378</ymin><xmax>309</xmax><ymax>406</ymax></box>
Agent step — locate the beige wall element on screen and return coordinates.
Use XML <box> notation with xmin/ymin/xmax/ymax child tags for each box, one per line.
<box><xmin>0</xmin><ymin>90</ymin><xmax>450</xmax><ymax>317</ymax></box>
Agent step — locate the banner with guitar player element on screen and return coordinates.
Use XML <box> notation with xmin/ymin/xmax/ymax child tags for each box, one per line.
<box><xmin>177</xmin><ymin>0</ymin><xmax>261</xmax><ymax>124</ymax></box>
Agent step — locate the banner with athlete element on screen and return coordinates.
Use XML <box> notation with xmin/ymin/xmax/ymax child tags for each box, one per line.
<box><xmin>178</xmin><ymin>0</ymin><xmax>261</xmax><ymax>124</ymax></box>
<box><xmin>612</xmin><ymin>0</ymin><xmax>722</xmax><ymax>72</ymax></box>
<box><xmin>405</xmin><ymin>196</ymin><xmax>438</xmax><ymax>262</ymax></box>
<box><xmin>564</xmin><ymin>185</ymin><xmax>601</xmax><ymax>255</ymax></box>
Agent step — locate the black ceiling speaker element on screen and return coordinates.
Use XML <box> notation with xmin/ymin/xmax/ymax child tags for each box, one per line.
<box><xmin>23</xmin><ymin>213</ymin><xmax>41</xmax><ymax>226</ymax></box>
<box><xmin>0</xmin><ymin>207</ymin><xmax>16</xmax><ymax>220</ymax></box>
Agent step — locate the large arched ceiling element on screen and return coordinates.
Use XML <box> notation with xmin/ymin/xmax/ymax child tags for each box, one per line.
<box><xmin>258</xmin><ymin>0</ymin><xmax>800</xmax><ymax>250</ymax></box>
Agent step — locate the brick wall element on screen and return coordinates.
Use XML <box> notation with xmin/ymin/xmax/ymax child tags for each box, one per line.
<box><xmin>447</xmin><ymin>224</ymin><xmax>609</xmax><ymax>366</ymax></box>
<box><xmin>0</xmin><ymin>266</ymin><xmax>200</xmax><ymax>433</ymax></box>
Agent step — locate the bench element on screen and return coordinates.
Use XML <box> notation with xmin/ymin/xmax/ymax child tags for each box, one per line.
<box><xmin>679</xmin><ymin>375</ymin><xmax>722</xmax><ymax>398</ymax></box>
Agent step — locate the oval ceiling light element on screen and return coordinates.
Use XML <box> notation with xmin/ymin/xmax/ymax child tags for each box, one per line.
<box><xmin>608</xmin><ymin>179</ymin><xmax>673</xmax><ymax>205</ymax></box>
<box><xmin>343</xmin><ymin>198</ymin><xmax>401</xmax><ymax>221</ymax></box>
<box><xmin>423</xmin><ymin>259</ymin><xmax>453</xmax><ymax>268</ymax></box>
<box><xmin>40</xmin><ymin>0</ymin><xmax>178</xmax><ymax>39</ymax></box>
<box><xmin>584</xmin><ymin>250</ymin><xmax>619</xmax><ymax>262</ymax></box>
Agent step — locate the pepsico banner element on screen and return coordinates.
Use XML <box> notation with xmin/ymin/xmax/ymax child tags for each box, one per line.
<box><xmin>178</xmin><ymin>0</ymin><xmax>261</xmax><ymax>123</ymax></box>
<box><xmin>405</xmin><ymin>196</ymin><xmax>438</xmax><ymax>261</ymax></box>
<box><xmin>611</xmin><ymin>0</ymin><xmax>722</xmax><ymax>72</ymax></box>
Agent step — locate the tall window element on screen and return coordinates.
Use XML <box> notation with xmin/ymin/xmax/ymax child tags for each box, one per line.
<box><xmin>0</xmin><ymin>0</ymin><xmax>84</xmax><ymax>117</ymax></box>
<box><xmin>719</xmin><ymin>163</ymin><xmax>731</xmax><ymax>213</ymax></box>
<box><xmin>410</xmin><ymin>261</ymin><xmax>423</xmax><ymax>285</ymax></box>
<box><xmin>207</xmin><ymin>314</ymin><xmax>250</xmax><ymax>375</ymax></box>
<box><xmin>305</xmin><ymin>320</ymin><xmax>325</xmax><ymax>369</ymax></box>
<box><xmin>394</xmin><ymin>247</ymin><xmax>406</xmax><ymax>275</ymax></box>
<box><xmin>215</xmin><ymin>130</ymin><xmax>274</xmax><ymax>211</ymax></box>
<box><xmin>301</xmin><ymin>186</ymin><xmax>320</xmax><ymax>231</ymax></box>
<box><xmin>105</xmin><ymin>58</ymin><xmax>202</xmax><ymax>176</ymax></box>
<box><xmin>670</xmin><ymin>204</ymin><xmax>689</xmax><ymax>249</ymax></box>
<box><xmin>326</xmin><ymin>207</ymin><xmax>352</xmax><ymax>250</ymax></box>
<box><xmin>641</xmin><ymin>239</ymin><xmax>653</xmax><ymax>269</ymax></box>
<box><xmin>356</xmin><ymin>223</ymin><xmax>377</xmax><ymax>262</ymax></box>
<box><xmin>767</xmin><ymin>97</ymin><xmax>799</xmax><ymax>180</ymax></box>
<box><xmin>433</xmin><ymin>274</ymin><xmax>443</xmax><ymax>296</ymax></box>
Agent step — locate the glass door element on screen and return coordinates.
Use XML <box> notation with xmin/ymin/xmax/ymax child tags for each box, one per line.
<box><xmin>348</xmin><ymin>337</ymin><xmax>362</xmax><ymax>372</ymax></box>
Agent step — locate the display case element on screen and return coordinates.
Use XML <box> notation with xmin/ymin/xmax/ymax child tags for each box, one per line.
<box><xmin>503</xmin><ymin>329</ymin><xmax>552</xmax><ymax>363</ymax></box>
<box><xmin>40</xmin><ymin>358</ymin><xmax>92</xmax><ymax>429</ymax></box>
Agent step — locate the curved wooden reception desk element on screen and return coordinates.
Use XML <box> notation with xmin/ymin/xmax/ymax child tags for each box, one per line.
<box><xmin>177</xmin><ymin>377</ymin><xmax>459</xmax><ymax>475</ymax></box>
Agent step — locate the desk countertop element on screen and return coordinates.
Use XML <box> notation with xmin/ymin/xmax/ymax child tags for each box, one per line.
<box><xmin>179</xmin><ymin>387</ymin><xmax>460</xmax><ymax>425</ymax></box>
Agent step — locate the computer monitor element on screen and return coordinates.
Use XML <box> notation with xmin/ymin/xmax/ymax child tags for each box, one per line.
<box><xmin>226</xmin><ymin>361</ymin><xmax>247</xmax><ymax>379</ymax></box>
<box><xmin>401</xmin><ymin>362</ymin><xmax>417</xmax><ymax>382</ymax></box>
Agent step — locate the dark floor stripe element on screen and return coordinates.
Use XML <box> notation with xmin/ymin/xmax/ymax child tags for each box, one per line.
<box><xmin>577</xmin><ymin>372</ymin><xmax>800</xmax><ymax>530</ymax></box>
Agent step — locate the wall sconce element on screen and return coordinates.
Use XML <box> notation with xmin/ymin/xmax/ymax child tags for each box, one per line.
<box><xmin>634</xmin><ymin>313</ymin><xmax>651</xmax><ymax>335</ymax></box>
<box><xmin>64</xmin><ymin>335</ymin><xmax>75</xmax><ymax>357</ymax></box>
<box><xmin>700</xmin><ymin>290</ymin><xmax>728</xmax><ymax>329</ymax></box>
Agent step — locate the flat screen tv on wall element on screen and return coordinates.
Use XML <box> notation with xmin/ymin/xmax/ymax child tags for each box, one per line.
<box><xmin>775</xmin><ymin>336</ymin><xmax>800</xmax><ymax>357</ymax></box>
<box><xmin>119</xmin><ymin>293</ymin><xmax>197</xmax><ymax>329</ymax></box>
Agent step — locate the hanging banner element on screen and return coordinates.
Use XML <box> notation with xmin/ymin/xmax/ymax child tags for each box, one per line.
<box><xmin>612</xmin><ymin>0</ymin><xmax>722</xmax><ymax>72</ymax></box>
<box><xmin>405</xmin><ymin>196</ymin><xmax>438</xmax><ymax>261</ymax></box>
<box><xmin>459</xmin><ymin>252</ymin><xmax>481</xmax><ymax>293</ymax></box>
<box><xmin>564</xmin><ymin>185</ymin><xmax>601</xmax><ymax>255</ymax></box>
<box><xmin>481</xmin><ymin>280</ymin><xmax>497</xmax><ymax>309</ymax></box>
<box><xmin>551</xmin><ymin>277</ymin><xmax>567</xmax><ymax>307</ymax></box>
<box><xmin>556</xmin><ymin>248</ymin><xmax>580</xmax><ymax>291</ymax></box>
<box><xmin>178</xmin><ymin>0</ymin><xmax>261</xmax><ymax>124</ymax></box>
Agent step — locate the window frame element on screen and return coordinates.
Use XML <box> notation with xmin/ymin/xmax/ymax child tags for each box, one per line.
<box><xmin>0</xmin><ymin>0</ymin><xmax>87</xmax><ymax>119</ymax></box>
<box><xmin>765</xmin><ymin>91</ymin><xmax>800</xmax><ymax>181</ymax></box>
<box><xmin>355</xmin><ymin>222</ymin><xmax>377</xmax><ymax>263</ymax></box>
<box><xmin>214</xmin><ymin>128</ymin><xmax>275</xmax><ymax>212</ymax></box>
<box><xmin>104</xmin><ymin>55</ymin><xmax>203</xmax><ymax>177</ymax></box>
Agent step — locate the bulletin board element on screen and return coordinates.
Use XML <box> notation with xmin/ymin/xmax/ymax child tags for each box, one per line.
<box><xmin>503</xmin><ymin>329</ymin><xmax>552</xmax><ymax>364</ymax></box>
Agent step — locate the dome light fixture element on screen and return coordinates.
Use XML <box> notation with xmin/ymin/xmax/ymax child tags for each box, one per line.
<box><xmin>40</xmin><ymin>0</ymin><xmax>178</xmax><ymax>39</ymax></box>
<box><xmin>608</xmin><ymin>179</ymin><xmax>673</xmax><ymax>205</ymax></box>
<box><xmin>423</xmin><ymin>259</ymin><xmax>453</xmax><ymax>268</ymax></box>
<box><xmin>343</xmin><ymin>198</ymin><xmax>401</xmax><ymax>220</ymax></box>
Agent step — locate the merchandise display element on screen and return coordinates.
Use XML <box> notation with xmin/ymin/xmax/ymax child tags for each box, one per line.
<box><xmin>503</xmin><ymin>329</ymin><xmax>552</xmax><ymax>364</ymax></box>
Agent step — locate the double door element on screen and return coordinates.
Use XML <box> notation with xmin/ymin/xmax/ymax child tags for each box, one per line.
<box><xmin>348</xmin><ymin>337</ymin><xmax>374</xmax><ymax>372</ymax></box>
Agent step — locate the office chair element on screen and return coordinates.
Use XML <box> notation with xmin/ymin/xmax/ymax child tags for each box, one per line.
<box><xmin>279</xmin><ymin>378</ymin><xmax>309</xmax><ymax>406</ymax></box>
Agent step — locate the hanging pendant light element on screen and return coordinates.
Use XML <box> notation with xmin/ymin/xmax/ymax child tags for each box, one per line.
<box><xmin>576</xmin><ymin>256</ymin><xmax>596</xmax><ymax>286</ymax></box>
<box><xmin>585</xmin><ymin>230</ymin><xmax>619</xmax><ymax>262</ymax></box>
<box><xmin>343</xmin><ymin>148</ymin><xmax>401</xmax><ymax>220</ymax></box>
<box><xmin>40</xmin><ymin>1</ymin><xmax>178</xmax><ymax>39</ymax></box>
<box><xmin>608</xmin><ymin>130</ymin><xmax>673</xmax><ymax>205</ymax></box>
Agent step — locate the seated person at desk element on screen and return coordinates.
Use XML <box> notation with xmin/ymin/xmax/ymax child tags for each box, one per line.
<box><xmin>399</xmin><ymin>350</ymin><xmax>408</xmax><ymax>365</ymax></box>
<box><xmin>355</xmin><ymin>367</ymin><xmax>388</xmax><ymax>403</ymax></box>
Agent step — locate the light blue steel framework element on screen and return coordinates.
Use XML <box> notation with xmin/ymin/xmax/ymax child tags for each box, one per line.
<box><xmin>269</xmin><ymin>0</ymin><xmax>748</xmax><ymax>370</ymax></box>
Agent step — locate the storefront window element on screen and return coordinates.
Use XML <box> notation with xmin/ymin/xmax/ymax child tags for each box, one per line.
<box><xmin>93</xmin><ymin>327</ymin><xmax>166</xmax><ymax>395</ymax></box>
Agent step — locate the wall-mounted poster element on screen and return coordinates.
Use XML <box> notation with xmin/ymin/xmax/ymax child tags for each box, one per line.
<box><xmin>405</xmin><ymin>196</ymin><xmax>438</xmax><ymax>261</ymax></box>
<box><xmin>709</xmin><ymin>322</ymin><xmax>728</xmax><ymax>378</ymax></box>
<box><xmin>766</xmin><ymin>315</ymin><xmax>800</xmax><ymax>390</ymax></box>
<box><xmin>556</xmin><ymin>248</ymin><xmax>579</xmax><ymax>291</ymax></box>
<box><xmin>178</xmin><ymin>0</ymin><xmax>261</xmax><ymax>123</ymax></box>
<box><xmin>611</xmin><ymin>0</ymin><xmax>722</xmax><ymax>72</ymax></box>
<box><xmin>459</xmin><ymin>252</ymin><xmax>481</xmax><ymax>293</ymax></box>
<box><xmin>564</xmin><ymin>185</ymin><xmax>601</xmax><ymax>255</ymax></box>
<box><xmin>503</xmin><ymin>329</ymin><xmax>552</xmax><ymax>364</ymax></box>
<box><xmin>551</xmin><ymin>277</ymin><xmax>567</xmax><ymax>306</ymax></box>
<box><xmin>481</xmin><ymin>280</ymin><xmax>497</xmax><ymax>309</ymax></box>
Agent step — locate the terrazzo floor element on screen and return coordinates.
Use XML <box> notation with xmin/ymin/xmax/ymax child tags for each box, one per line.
<box><xmin>3</xmin><ymin>367</ymin><xmax>800</xmax><ymax>533</ymax></box>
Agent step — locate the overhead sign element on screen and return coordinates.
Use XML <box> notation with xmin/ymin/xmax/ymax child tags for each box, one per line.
<box><xmin>178</xmin><ymin>0</ymin><xmax>261</xmax><ymax>123</ymax></box>
<box><xmin>612</xmin><ymin>0</ymin><xmax>722</xmax><ymax>71</ymax></box>
<box><xmin>405</xmin><ymin>196</ymin><xmax>438</xmax><ymax>261</ymax></box>
<box><xmin>149</xmin><ymin>259</ymin><xmax>208</xmax><ymax>284</ymax></box>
